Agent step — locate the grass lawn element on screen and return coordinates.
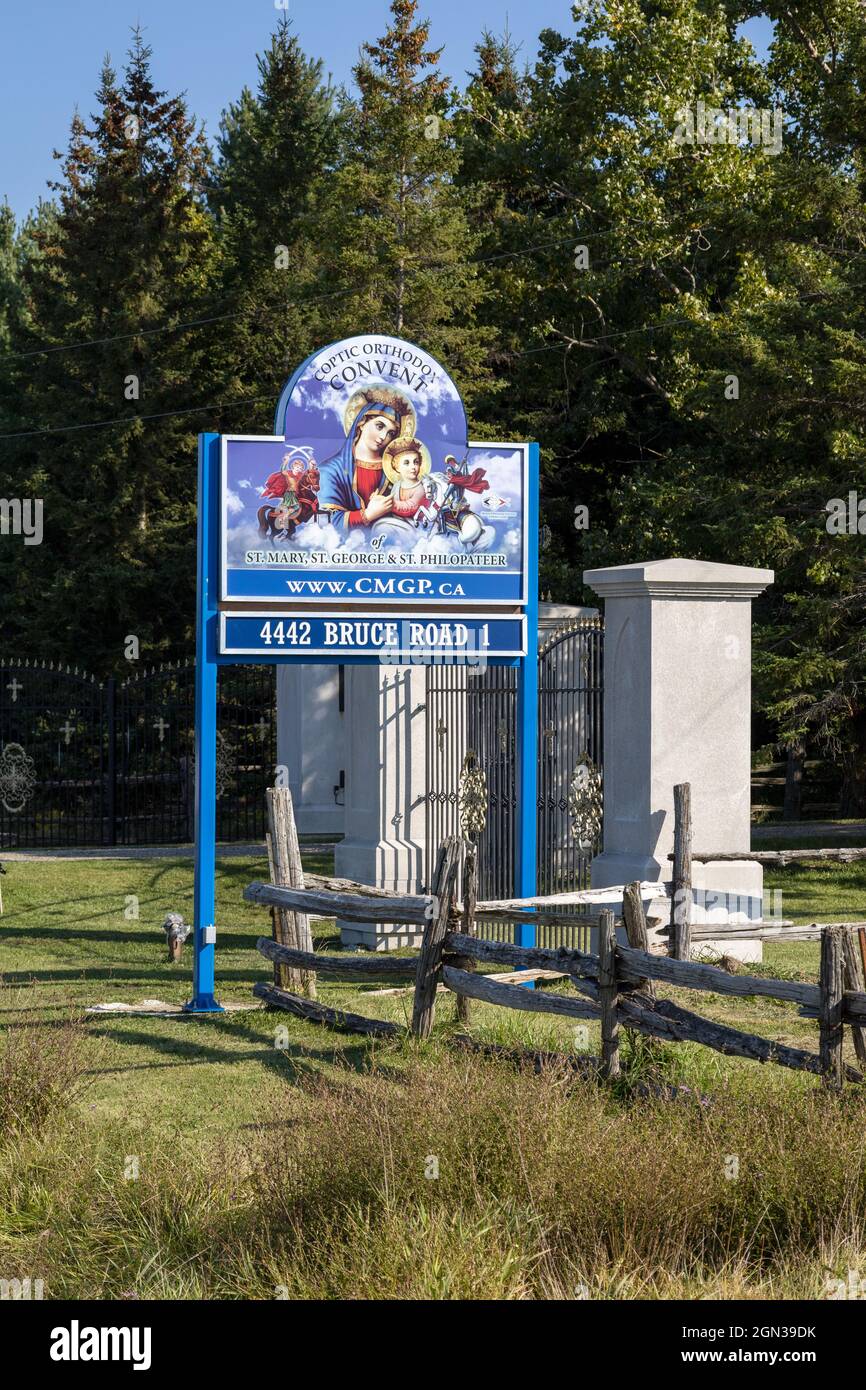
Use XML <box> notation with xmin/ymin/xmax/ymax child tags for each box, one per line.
<box><xmin>1</xmin><ymin>845</ymin><xmax>866</xmax><ymax>1299</ymax></box>
<box><xmin>0</xmin><ymin>849</ymin><xmax>411</xmax><ymax>1136</ymax></box>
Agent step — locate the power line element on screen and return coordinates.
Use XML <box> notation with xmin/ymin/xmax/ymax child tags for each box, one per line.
<box><xmin>4</xmin><ymin>273</ymin><xmax>864</xmax><ymax>442</ymax></box>
<box><xmin>0</xmin><ymin>233</ymin><xmax>587</xmax><ymax>365</ymax></box>
<box><xmin>0</xmin><ymin>392</ymin><xmax>282</xmax><ymax>441</ymax></box>
<box><xmin>5</xmin><ymin>152</ymin><xmax>864</xmax><ymax>367</ymax></box>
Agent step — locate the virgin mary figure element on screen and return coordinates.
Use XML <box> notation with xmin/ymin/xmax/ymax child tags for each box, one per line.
<box><xmin>317</xmin><ymin>387</ymin><xmax>415</xmax><ymax>530</ymax></box>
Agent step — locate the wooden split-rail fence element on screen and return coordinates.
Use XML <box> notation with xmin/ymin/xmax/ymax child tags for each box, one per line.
<box><xmin>244</xmin><ymin>808</ymin><xmax>866</xmax><ymax>1091</ymax></box>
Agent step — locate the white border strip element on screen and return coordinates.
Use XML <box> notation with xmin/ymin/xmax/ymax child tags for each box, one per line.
<box><xmin>219</xmin><ymin>436</ymin><xmax>530</xmax><ymax>606</ymax></box>
<box><xmin>218</xmin><ymin>611</ymin><xmax>527</xmax><ymax>659</ymax></box>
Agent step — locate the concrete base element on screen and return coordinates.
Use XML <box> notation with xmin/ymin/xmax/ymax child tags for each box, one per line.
<box><xmin>590</xmin><ymin>850</ymin><xmax>668</xmax><ymax>889</ymax></box>
<box><xmin>335</xmin><ymin>836</ymin><xmax>424</xmax><ymax>895</ymax></box>
<box><xmin>584</xmin><ymin>922</ymin><xmax>762</xmax><ymax>964</ymax></box>
<box><xmin>689</xmin><ymin>938</ymin><xmax>763</xmax><ymax>965</ymax></box>
<box><xmin>687</xmin><ymin>860</ymin><xmax>764</xmax><ymax>963</ymax></box>
<box><xmin>340</xmin><ymin>924</ymin><xmax>424</xmax><ymax>951</ymax></box>
<box><xmin>337</xmin><ymin>834</ymin><xmax>425</xmax><ymax>951</ymax></box>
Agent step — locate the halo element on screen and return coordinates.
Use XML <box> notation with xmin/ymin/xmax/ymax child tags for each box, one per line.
<box><xmin>283</xmin><ymin>445</ymin><xmax>315</xmax><ymax>466</ymax></box>
<box><xmin>343</xmin><ymin>386</ymin><xmax>416</xmax><ymax>441</ymax></box>
<box><xmin>382</xmin><ymin>439</ymin><xmax>431</xmax><ymax>487</ymax></box>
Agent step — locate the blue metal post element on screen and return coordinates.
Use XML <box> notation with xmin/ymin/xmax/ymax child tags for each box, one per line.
<box><xmin>514</xmin><ymin>442</ymin><xmax>540</xmax><ymax>952</ymax></box>
<box><xmin>185</xmin><ymin>432</ymin><xmax>224</xmax><ymax>1012</ymax></box>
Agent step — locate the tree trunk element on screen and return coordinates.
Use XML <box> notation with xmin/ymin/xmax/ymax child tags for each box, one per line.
<box><xmin>782</xmin><ymin>742</ymin><xmax>804</xmax><ymax>822</ymax></box>
<box><xmin>839</xmin><ymin>710</ymin><xmax>866</xmax><ymax>817</ymax></box>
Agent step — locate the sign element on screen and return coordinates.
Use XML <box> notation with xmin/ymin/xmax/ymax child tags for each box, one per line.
<box><xmin>188</xmin><ymin>333</ymin><xmax>540</xmax><ymax>1013</ymax></box>
<box><xmin>219</xmin><ymin>334</ymin><xmax>528</xmax><ymax>605</ymax></box>
<box><xmin>219</xmin><ymin>612</ymin><xmax>526</xmax><ymax>659</ymax></box>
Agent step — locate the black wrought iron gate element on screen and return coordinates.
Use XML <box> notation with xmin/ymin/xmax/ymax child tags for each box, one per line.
<box><xmin>424</xmin><ymin>617</ymin><xmax>604</xmax><ymax>901</ymax></box>
<box><xmin>0</xmin><ymin>658</ymin><xmax>276</xmax><ymax>847</ymax></box>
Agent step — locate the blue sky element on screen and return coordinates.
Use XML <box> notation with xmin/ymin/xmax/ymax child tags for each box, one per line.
<box><xmin>1</xmin><ymin>1</ymin><xmax>774</xmax><ymax>223</ymax></box>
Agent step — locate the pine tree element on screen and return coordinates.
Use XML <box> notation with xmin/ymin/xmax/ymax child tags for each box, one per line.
<box><xmin>0</xmin><ymin>203</ymin><xmax>22</xmax><ymax>363</ymax></box>
<box><xmin>314</xmin><ymin>0</ymin><xmax>489</xmax><ymax>404</ymax></box>
<box><xmin>208</xmin><ymin>18</ymin><xmax>343</xmax><ymax>430</ymax></box>
<box><xmin>2</xmin><ymin>30</ymin><xmax>217</xmax><ymax>668</ymax></box>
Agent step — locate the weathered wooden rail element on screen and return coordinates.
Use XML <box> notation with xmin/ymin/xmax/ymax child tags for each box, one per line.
<box><xmin>676</xmin><ymin>848</ymin><xmax>866</xmax><ymax>866</ymax></box>
<box><xmin>243</xmin><ymin>833</ymin><xmax>866</xmax><ymax>1092</ymax></box>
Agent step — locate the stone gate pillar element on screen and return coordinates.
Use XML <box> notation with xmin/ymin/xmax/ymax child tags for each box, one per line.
<box><xmin>335</xmin><ymin>663</ymin><xmax>428</xmax><ymax>949</ymax></box>
<box><xmin>583</xmin><ymin>558</ymin><xmax>773</xmax><ymax>958</ymax></box>
<box><xmin>276</xmin><ymin>665</ymin><xmax>345</xmax><ymax>836</ymax></box>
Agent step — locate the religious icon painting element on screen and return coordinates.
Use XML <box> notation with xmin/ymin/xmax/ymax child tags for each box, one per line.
<box><xmin>219</xmin><ymin>334</ymin><xmax>528</xmax><ymax>605</ymax></box>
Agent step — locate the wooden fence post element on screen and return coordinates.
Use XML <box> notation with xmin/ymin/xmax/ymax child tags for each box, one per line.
<box><xmin>622</xmin><ymin>880</ymin><xmax>655</xmax><ymax>999</ymax></box>
<box><xmin>670</xmin><ymin>783</ymin><xmax>692</xmax><ymax>961</ymax></box>
<box><xmin>412</xmin><ymin>838</ymin><xmax>460</xmax><ymax>1040</ymax></box>
<box><xmin>598</xmin><ymin>908</ymin><xmax>621</xmax><ymax>1079</ymax></box>
<box><xmin>453</xmin><ymin>840</ymin><xmax>478</xmax><ymax>1026</ymax></box>
<box><xmin>266</xmin><ymin>787</ymin><xmax>316</xmax><ymax>999</ymax></box>
<box><xmin>819</xmin><ymin>925</ymin><xmax>844</xmax><ymax>1090</ymax></box>
<box><xmin>841</xmin><ymin>929</ymin><xmax>866</xmax><ymax>1070</ymax></box>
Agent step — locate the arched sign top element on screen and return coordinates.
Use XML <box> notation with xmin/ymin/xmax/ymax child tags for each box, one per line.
<box><xmin>219</xmin><ymin>332</ymin><xmax>528</xmax><ymax>609</ymax></box>
<box><xmin>273</xmin><ymin>334</ymin><xmax>469</xmax><ymax>468</ymax></box>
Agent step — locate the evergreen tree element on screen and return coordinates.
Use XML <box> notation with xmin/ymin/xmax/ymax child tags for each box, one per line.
<box><xmin>0</xmin><ymin>203</ymin><xmax>22</xmax><ymax>363</ymax></box>
<box><xmin>457</xmin><ymin>0</ymin><xmax>866</xmax><ymax>801</ymax></box>
<box><xmin>209</xmin><ymin>18</ymin><xmax>343</xmax><ymax>429</ymax></box>
<box><xmin>313</xmin><ymin>0</ymin><xmax>490</xmax><ymax>405</ymax></box>
<box><xmin>1</xmin><ymin>30</ymin><xmax>217</xmax><ymax>668</ymax></box>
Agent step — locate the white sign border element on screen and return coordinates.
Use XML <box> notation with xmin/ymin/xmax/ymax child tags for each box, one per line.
<box><xmin>219</xmin><ymin>436</ymin><xmax>530</xmax><ymax>607</ymax></box>
<box><xmin>218</xmin><ymin>611</ymin><xmax>527</xmax><ymax>659</ymax></box>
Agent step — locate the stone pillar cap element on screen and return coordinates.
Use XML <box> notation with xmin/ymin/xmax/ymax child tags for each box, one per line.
<box><xmin>583</xmin><ymin>557</ymin><xmax>774</xmax><ymax>600</ymax></box>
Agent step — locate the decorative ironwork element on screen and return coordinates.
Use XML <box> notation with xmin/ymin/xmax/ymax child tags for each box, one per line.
<box><xmin>458</xmin><ymin>750</ymin><xmax>488</xmax><ymax>837</ymax></box>
<box><xmin>537</xmin><ymin>617</ymin><xmax>604</xmax><ymax>900</ymax></box>
<box><xmin>0</xmin><ymin>657</ymin><xmax>275</xmax><ymax>847</ymax></box>
<box><xmin>568</xmin><ymin>753</ymin><xmax>603</xmax><ymax>850</ymax></box>
<box><xmin>0</xmin><ymin>742</ymin><xmax>37</xmax><ymax>814</ymax></box>
<box><xmin>425</xmin><ymin>616</ymin><xmax>604</xmax><ymax>917</ymax></box>
<box><xmin>185</xmin><ymin>731</ymin><xmax>236</xmax><ymax>802</ymax></box>
<box><xmin>424</xmin><ymin>664</ymin><xmax>516</xmax><ymax>901</ymax></box>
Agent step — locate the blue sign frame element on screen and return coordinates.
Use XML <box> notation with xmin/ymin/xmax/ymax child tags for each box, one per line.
<box><xmin>220</xmin><ymin>437</ymin><xmax>530</xmax><ymax>606</ymax></box>
<box><xmin>186</xmin><ymin>427</ymin><xmax>540</xmax><ymax>1013</ymax></box>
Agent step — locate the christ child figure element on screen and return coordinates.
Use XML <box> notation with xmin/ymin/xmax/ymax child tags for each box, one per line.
<box><xmin>382</xmin><ymin>438</ymin><xmax>429</xmax><ymax>519</ymax></box>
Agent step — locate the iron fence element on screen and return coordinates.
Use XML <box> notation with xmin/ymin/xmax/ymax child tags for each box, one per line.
<box><xmin>424</xmin><ymin>618</ymin><xmax>604</xmax><ymax>942</ymax></box>
<box><xmin>0</xmin><ymin>658</ymin><xmax>276</xmax><ymax>848</ymax></box>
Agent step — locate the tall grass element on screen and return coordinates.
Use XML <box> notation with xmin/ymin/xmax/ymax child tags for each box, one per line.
<box><xmin>0</xmin><ymin>1016</ymin><xmax>93</xmax><ymax>1138</ymax></box>
<box><xmin>2</xmin><ymin>1044</ymin><xmax>865</xmax><ymax>1299</ymax></box>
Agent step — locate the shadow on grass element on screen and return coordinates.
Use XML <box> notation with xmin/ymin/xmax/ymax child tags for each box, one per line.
<box><xmin>0</xmin><ymin>965</ymin><xmax>271</xmax><ymax>985</ymax></box>
<box><xmin>0</xmin><ymin>894</ymin><xmax>174</xmax><ymax>924</ymax></box>
<box><xmin>83</xmin><ymin>1016</ymin><xmax>390</xmax><ymax>1084</ymax></box>
<box><xmin>0</xmin><ymin>925</ymin><xmax>263</xmax><ymax>949</ymax></box>
<box><xmin>211</xmin><ymin>1007</ymin><xmax>403</xmax><ymax>1077</ymax></box>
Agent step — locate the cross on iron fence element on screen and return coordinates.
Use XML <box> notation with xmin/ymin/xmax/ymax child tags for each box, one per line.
<box><xmin>0</xmin><ymin>657</ymin><xmax>276</xmax><ymax>848</ymax></box>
